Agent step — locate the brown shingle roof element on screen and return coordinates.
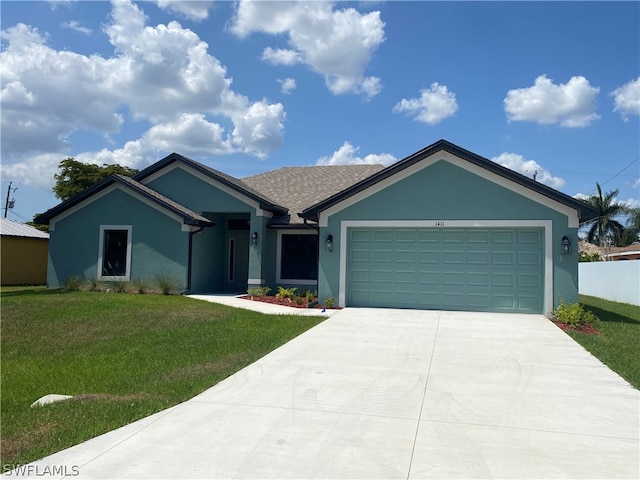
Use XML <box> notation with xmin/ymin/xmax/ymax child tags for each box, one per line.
<box><xmin>242</xmin><ymin>165</ymin><xmax>385</xmax><ymax>224</ymax></box>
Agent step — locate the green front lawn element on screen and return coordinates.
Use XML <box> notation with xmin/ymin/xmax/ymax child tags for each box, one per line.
<box><xmin>0</xmin><ymin>288</ymin><xmax>325</xmax><ymax>467</ymax></box>
<box><xmin>570</xmin><ymin>295</ymin><xmax>640</xmax><ymax>390</ymax></box>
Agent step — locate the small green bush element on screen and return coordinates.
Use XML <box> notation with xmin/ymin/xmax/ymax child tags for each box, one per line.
<box><xmin>579</xmin><ymin>251</ymin><xmax>601</xmax><ymax>262</ymax></box>
<box><xmin>275</xmin><ymin>286</ymin><xmax>297</xmax><ymax>300</ymax></box>
<box><xmin>63</xmin><ymin>275</ymin><xmax>82</xmax><ymax>292</ymax></box>
<box><xmin>132</xmin><ymin>277</ymin><xmax>151</xmax><ymax>294</ymax></box>
<box><xmin>155</xmin><ymin>275</ymin><xmax>178</xmax><ymax>295</ymax></box>
<box><xmin>324</xmin><ymin>297</ymin><xmax>335</xmax><ymax>308</ymax></box>
<box><xmin>553</xmin><ymin>302</ymin><xmax>599</xmax><ymax>327</ymax></box>
<box><xmin>109</xmin><ymin>281</ymin><xmax>129</xmax><ymax>293</ymax></box>
<box><xmin>305</xmin><ymin>290</ymin><xmax>315</xmax><ymax>302</ymax></box>
<box><xmin>85</xmin><ymin>277</ymin><xmax>104</xmax><ymax>292</ymax></box>
<box><xmin>248</xmin><ymin>286</ymin><xmax>271</xmax><ymax>297</ymax></box>
<box><xmin>295</xmin><ymin>296</ymin><xmax>304</xmax><ymax>305</ymax></box>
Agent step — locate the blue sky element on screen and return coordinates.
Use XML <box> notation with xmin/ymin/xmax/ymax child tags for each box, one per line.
<box><xmin>1</xmin><ymin>1</ymin><xmax>639</xmax><ymax>229</ymax></box>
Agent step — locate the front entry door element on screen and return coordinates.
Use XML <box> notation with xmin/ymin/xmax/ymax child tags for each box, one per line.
<box><xmin>227</xmin><ymin>234</ymin><xmax>249</xmax><ymax>292</ymax></box>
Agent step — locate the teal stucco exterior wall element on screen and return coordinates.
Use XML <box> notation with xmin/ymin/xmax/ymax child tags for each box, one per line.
<box><xmin>318</xmin><ymin>159</ymin><xmax>578</xmax><ymax>313</ymax></box>
<box><xmin>47</xmin><ymin>188</ymin><xmax>191</xmax><ymax>290</ymax></box>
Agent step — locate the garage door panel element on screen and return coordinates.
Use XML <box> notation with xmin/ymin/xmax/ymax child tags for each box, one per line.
<box><xmin>492</xmin><ymin>273</ymin><xmax>515</xmax><ymax>287</ymax></box>
<box><xmin>418</xmin><ymin>250</ymin><xmax>440</xmax><ymax>263</ymax></box>
<box><xmin>492</xmin><ymin>252</ymin><xmax>515</xmax><ymax>265</ymax></box>
<box><xmin>395</xmin><ymin>250</ymin><xmax>415</xmax><ymax>263</ymax></box>
<box><xmin>518</xmin><ymin>252</ymin><xmax>540</xmax><ymax>265</ymax></box>
<box><xmin>467</xmin><ymin>251</ymin><xmax>490</xmax><ymax>264</ymax></box>
<box><xmin>347</xmin><ymin>227</ymin><xmax>544</xmax><ymax>313</ymax></box>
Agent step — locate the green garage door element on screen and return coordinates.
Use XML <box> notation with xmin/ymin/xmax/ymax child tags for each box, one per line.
<box><xmin>347</xmin><ymin>227</ymin><xmax>544</xmax><ymax>313</ymax></box>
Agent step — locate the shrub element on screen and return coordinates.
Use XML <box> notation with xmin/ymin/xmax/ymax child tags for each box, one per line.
<box><xmin>248</xmin><ymin>286</ymin><xmax>271</xmax><ymax>297</ymax></box>
<box><xmin>63</xmin><ymin>275</ymin><xmax>82</xmax><ymax>292</ymax></box>
<box><xmin>132</xmin><ymin>277</ymin><xmax>151</xmax><ymax>294</ymax></box>
<box><xmin>247</xmin><ymin>287</ymin><xmax>261</xmax><ymax>298</ymax></box>
<box><xmin>275</xmin><ymin>286</ymin><xmax>297</xmax><ymax>300</ymax></box>
<box><xmin>109</xmin><ymin>281</ymin><xmax>129</xmax><ymax>293</ymax></box>
<box><xmin>295</xmin><ymin>296</ymin><xmax>304</xmax><ymax>305</ymax></box>
<box><xmin>553</xmin><ymin>302</ymin><xmax>599</xmax><ymax>328</ymax></box>
<box><xmin>84</xmin><ymin>277</ymin><xmax>104</xmax><ymax>292</ymax></box>
<box><xmin>155</xmin><ymin>275</ymin><xmax>178</xmax><ymax>295</ymax></box>
<box><xmin>324</xmin><ymin>297</ymin><xmax>335</xmax><ymax>308</ymax></box>
<box><xmin>305</xmin><ymin>290</ymin><xmax>316</xmax><ymax>302</ymax></box>
<box><xmin>579</xmin><ymin>251</ymin><xmax>601</xmax><ymax>262</ymax></box>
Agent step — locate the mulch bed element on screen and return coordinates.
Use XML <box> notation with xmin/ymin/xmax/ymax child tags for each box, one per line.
<box><xmin>239</xmin><ymin>295</ymin><xmax>337</xmax><ymax>310</ymax></box>
<box><xmin>551</xmin><ymin>320</ymin><xmax>600</xmax><ymax>335</ymax></box>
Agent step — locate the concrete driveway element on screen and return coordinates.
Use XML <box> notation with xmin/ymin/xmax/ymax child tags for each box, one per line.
<box><xmin>9</xmin><ymin>307</ymin><xmax>639</xmax><ymax>479</ymax></box>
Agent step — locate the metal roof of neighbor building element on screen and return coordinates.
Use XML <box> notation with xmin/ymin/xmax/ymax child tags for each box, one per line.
<box><xmin>0</xmin><ymin>217</ymin><xmax>49</xmax><ymax>239</ymax></box>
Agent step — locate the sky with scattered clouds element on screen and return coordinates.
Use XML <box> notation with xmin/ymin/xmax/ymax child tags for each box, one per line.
<box><xmin>1</xmin><ymin>1</ymin><xmax>638</xmax><ymax>226</ymax></box>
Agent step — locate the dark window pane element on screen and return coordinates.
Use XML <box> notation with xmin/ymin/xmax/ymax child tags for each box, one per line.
<box><xmin>103</xmin><ymin>230</ymin><xmax>128</xmax><ymax>276</ymax></box>
<box><xmin>281</xmin><ymin>234</ymin><xmax>318</xmax><ymax>280</ymax></box>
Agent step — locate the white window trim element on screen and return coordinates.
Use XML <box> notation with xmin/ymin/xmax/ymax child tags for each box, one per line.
<box><xmin>98</xmin><ymin>225</ymin><xmax>132</xmax><ymax>281</ymax></box>
<box><xmin>276</xmin><ymin>229</ymin><xmax>318</xmax><ymax>286</ymax></box>
<box><xmin>338</xmin><ymin>220</ymin><xmax>553</xmax><ymax>314</ymax></box>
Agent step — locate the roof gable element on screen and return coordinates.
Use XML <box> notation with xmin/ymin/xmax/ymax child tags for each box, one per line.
<box><xmin>134</xmin><ymin>153</ymin><xmax>287</xmax><ymax>215</ymax></box>
<box><xmin>34</xmin><ymin>174</ymin><xmax>213</xmax><ymax>229</ymax></box>
<box><xmin>301</xmin><ymin>139</ymin><xmax>599</xmax><ymax>225</ymax></box>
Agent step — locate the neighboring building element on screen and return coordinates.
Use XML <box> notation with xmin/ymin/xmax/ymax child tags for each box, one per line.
<box><xmin>35</xmin><ymin>140</ymin><xmax>598</xmax><ymax>314</ymax></box>
<box><xmin>0</xmin><ymin>218</ymin><xmax>50</xmax><ymax>285</ymax></box>
<box><xmin>606</xmin><ymin>245</ymin><xmax>640</xmax><ymax>261</ymax></box>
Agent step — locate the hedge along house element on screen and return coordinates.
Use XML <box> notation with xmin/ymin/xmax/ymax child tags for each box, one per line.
<box><xmin>35</xmin><ymin>140</ymin><xmax>598</xmax><ymax>314</ymax></box>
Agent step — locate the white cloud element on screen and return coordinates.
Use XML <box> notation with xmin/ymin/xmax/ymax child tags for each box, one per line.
<box><xmin>611</xmin><ymin>77</ymin><xmax>640</xmax><ymax>121</ymax></box>
<box><xmin>316</xmin><ymin>141</ymin><xmax>396</xmax><ymax>166</ymax></box>
<box><xmin>261</xmin><ymin>47</ymin><xmax>302</xmax><ymax>66</ymax></box>
<box><xmin>393</xmin><ymin>83</ymin><xmax>458</xmax><ymax>124</ymax></box>
<box><xmin>623</xmin><ymin>197</ymin><xmax>640</xmax><ymax>209</ymax></box>
<box><xmin>491</xmin><ymin>152</ymin><xmax>565</xmax><ymax>190</ymax></box>
<box><xmin>231</xmin><ymin>1</ymin><xmax>385</xmax><ymax>98</ymax></box>
<box><xmin>504</xmin><ymin>75</ymin><xmax>600</xmax><ymax>127</ymax></box>
<box><xmin>278</xmin><ymin>78</ymin><xmax>297</xmax><ymax>94</ymax></box>
<box><xmin>153</xmin><ymin>1</ymin><xmax>214</xmax><ymax>21</ymax></box>
<box><xmin>0</xmin><ymin>0</ymin><xmax>286</xmax><ymax>191</ymax></box>
<box><xmin>0</xmin><ymin>153</ymin><xmax>66</xmax><ymax>189</ymax></box>
<box><xmin>60</xmin><ymin>20</ymin><xmax>91</xmax><ymax>35</ymax></box>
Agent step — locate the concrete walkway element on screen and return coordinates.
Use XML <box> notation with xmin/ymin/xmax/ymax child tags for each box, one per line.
<box><xmin>6</xmin><ymin>304</ymin><xmax>639</xmax><ymax>479</ymax></box>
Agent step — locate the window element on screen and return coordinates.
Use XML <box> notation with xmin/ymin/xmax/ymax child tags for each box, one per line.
<box><xmin>277</xmin><ymin>231</ymin><xmax>318</xmax><ymax>284</ymax></box>
<box><xmin>99</xmin><ymin>226</ymin><xmax>132</xmax><ymax>280</ymax></box>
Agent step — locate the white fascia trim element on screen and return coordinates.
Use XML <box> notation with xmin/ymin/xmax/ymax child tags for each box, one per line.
<box><xmin>140</xmin><ymin>163</ymin><xmax>273</xmax><ymax>218</ymax></box>
<box><xmin>97</xmin><ymin>224</ymin><xmax>133</xmax><ymax>281</ymax></box>
<box><xmin>248</xmin><ymin>278</ymin><xmax>266</xmax><ymax>285</ymax></box>
<box><xmin>49</xmin><ymin>184</ymin><xmax>191</xmax><ymax>232</ymax></box>
<box><xmin>319</xmin><ymin>151</ymin><xmax>579</xmax><ymax>227</ymax></box>
<box><xmin>338</xmin><ymin>220</ymin><xmax>553</xmax><ymax>315</ymax></box>
<box><xmin>276</xmin><ymin>229</ymin><xmax>318</xmax><ymax>286</ymax></box>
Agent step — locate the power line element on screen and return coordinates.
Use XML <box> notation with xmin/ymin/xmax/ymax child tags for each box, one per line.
<box><xmin>587</xmin><ymin>155</ymin><xmax>640</xmax><ymax>194</ymax></box>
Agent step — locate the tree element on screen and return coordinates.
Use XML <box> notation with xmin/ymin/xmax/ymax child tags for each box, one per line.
<box><xmin>53</xmin><ymin>158</ymin><xmax>139</xmax><ymax>202</ymax></box>
<box><xmin>583</xmin><ymin>183</ymin><xmax>628</xmax><ymax>246</ymax></box>
<box><xmin>620</xmin><ymin>207</ymin><xmax>640</xmax><ymax>246</ymax></box>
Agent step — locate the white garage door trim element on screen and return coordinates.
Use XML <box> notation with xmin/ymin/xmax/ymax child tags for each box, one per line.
<box><xmin>339</xmin><ymin>220</ymin><xmax>553</xmax><ymax>314</ymax></box>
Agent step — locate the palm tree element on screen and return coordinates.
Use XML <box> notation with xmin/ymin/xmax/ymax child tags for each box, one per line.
<box><xmin>583</xmin><ymin>183</ymin><xmax>628</xmax><ymax>246</ymax></box>
<box><xmin>621</xmin><ymin>207</ymin><xmax>640</xmax><ymax>245</ymax></box>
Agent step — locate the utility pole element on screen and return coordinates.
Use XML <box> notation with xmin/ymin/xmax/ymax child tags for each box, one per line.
<box><xmin>4</xmin><ymin>182</ymin><xmax>16</xmax><ymax>218</ymax></box>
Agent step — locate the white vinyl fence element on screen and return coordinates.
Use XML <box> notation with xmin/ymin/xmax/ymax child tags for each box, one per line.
<box><xmin>579</xmin><ymin>260</ymin><xmax>640</xmax><ymax>306</ymax></box>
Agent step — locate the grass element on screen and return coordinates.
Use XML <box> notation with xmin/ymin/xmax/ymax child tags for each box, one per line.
<box><xmin>569</xmin><ymin>295</ymin><xmax>640</xmax><ymax>390</ymax></box>
<box><xmin>0</xmin><ymin>287</ymin><xmax>325</xmax><ymax>466</ymax></box>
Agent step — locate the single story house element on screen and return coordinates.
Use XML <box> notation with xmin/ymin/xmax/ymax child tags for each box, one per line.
<box><xmin>0</xmin><ymin>217</ymin><xmax>50</xmax><ymax>285</ymax></box>
<box><xmin>35</xmin><ymin>139</ymin><xmax>598</xmax><ymax>314</ymax></box>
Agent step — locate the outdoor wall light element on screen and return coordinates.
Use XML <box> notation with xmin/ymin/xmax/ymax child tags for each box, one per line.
<box><xmin>561</xmin><ymin>235</ymin><xmax>572</xmax><ymax>255</ymax></box>
<box><xmin>326</xmin><ymin>234</ymin><xmax>334</xmax><ymax>252</ymax></box>
<box><xmin>251</xmin><ymin>232</ymin><xmax>258</xmax><ymax>246</ymax></box>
